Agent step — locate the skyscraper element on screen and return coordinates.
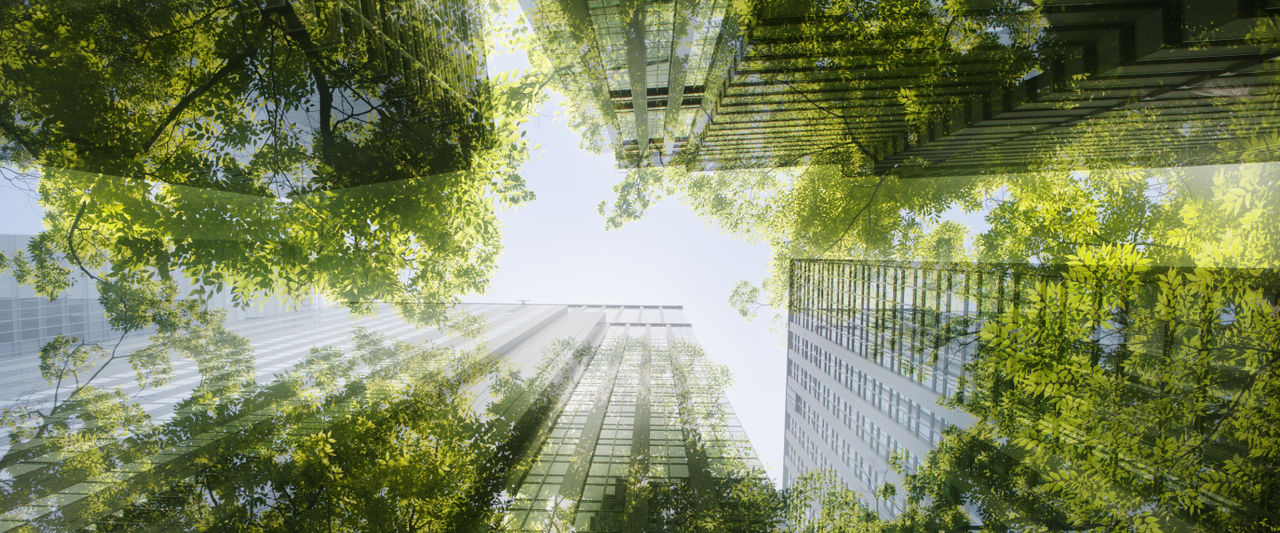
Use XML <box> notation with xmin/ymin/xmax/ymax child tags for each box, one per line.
<box><xmin>518</xmin><ymin>0</ymin><xmax>740</xmax><ymax>167</ymax></box>
<box><xmin>527</xmin><ymin>0</ymin><xmax>1279</xmax><ymax>171</ymax></box>
<box><xmin>0</xmin><ymin>301</ymin><xmax>763</xmax><ymax>531</ymax></box>
<box><xmin>0</xmin><ymin>234</ymin><xmax>318</xmax><ymax>370</ymax></box>
<box><xmin>783</xmin><ymin>256</ymin><xmax>1280</xmax><ymax>520</ymax></box>
<box><xmin>499</xmin><ymin>305</ymin><xmax>761</xmax><ymax>532</ymax></box>
<box><xmin>699</xmin><ymin>0</ymin><xmax>1277</xmax><ymax>171</ymax></box>
<box><xmin>783</xmin><ymin>259</ymin><xmax>989</xmax><ymax>516</ymax></box>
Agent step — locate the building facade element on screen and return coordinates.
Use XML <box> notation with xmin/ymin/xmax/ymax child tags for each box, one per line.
<box><xmin>0</xmin><ymin>234</ymin><xmax>319</xmax><ymax>378</ymax></box>
<box><xmin>518</xmin><ymin>0</ymin><xmax>741</xmax><ymax>167</ymax></box>
<box><xmin>784</xmin><ymin>259</ymin><xmax>995</xmax><ymax>516</ymax></box>
<box><xmin>527</xmin><ymin>0</ymin><xmax>1279</xmax><ymax>171</ymax></box>
<box><xmin>694</xmin><ymin>0</ymin><xmax>1280</xmax><ymax>172</ymax></box>
<box><xmin>781</xmin><ymin>257</ymin><xmax>1280</xmax><ymax>517</ymax></box>
<box><xmin>0</xmin><ymin>301</ymin><xmax>761</xmax><ymax>531</ymax></box>
<box><xmin>500</xmin><ymin>305</ymin><xmax>760</xmax><ymax>532</ymax></box>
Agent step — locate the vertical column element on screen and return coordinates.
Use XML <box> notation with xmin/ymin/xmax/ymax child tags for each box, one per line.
<box><xmin>621</xmin><ymin>0</ymin><xmax>649</xmax><ymax>164</ymax></box>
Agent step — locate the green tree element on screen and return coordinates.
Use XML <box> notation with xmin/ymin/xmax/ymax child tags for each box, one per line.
<box><xmin>0</xmin><ymin>0</ymin><xmax>549</xmax><ymax>321</ymax></box>
<box><xmin>888</xmin><ymin>248</ymin><xmax>1280</xmax><ymax>531</ymax></box>
<box><xmin>86</xmin><ymin>328</ymin><xmax>511</xmax><ymax>532</ymax></box>
<box><xmin>0</xmin><ymin>304</ymin><xmax>255</xmax><ymax>531</ymax></box>
<box><xmin>642</xmin><ymin>471</ymin><xmax>784</xmax><ymax>532</ymax></box>
<box><xmin>783</xmin><ymin>470</ymin><xmax>882</xmax><ymax>533</ymax></box>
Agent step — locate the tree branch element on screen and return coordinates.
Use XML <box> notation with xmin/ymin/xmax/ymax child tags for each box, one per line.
<box><xmin>0</xmin><ymin>102</ymin><xmax>41</xmax><ymax>158</ymax></box>
<box><xmin>138</xmin><ymin>3</ymin><xmax>236</xmax><ymax>47</ymax></box>
<box><xmin>818</xmin><ymin>174</ymin><xmax>888</xmax><ymax>257</ymax></box>
<box><xmin>779</xmin><ymin>79</ymin><xmax>879</xmax><ymax>164</ymax></box>
<box><xmin>267</xmin><ymin>4</ymin><xmax>334</xmax><ymax>163</ymax></box>
<box><xmin>48</xmin><ymin>329</ymin><xmax>132</xmax><ymax>420</ymax></box>
<box><xmin>776</xmin><ymin>78</ymin><xmax>890</xmax><ymax>257</ymax></box>
<box><xmin>67</xmin><ymin>198</ymin><xmax>103</xmax><ymax>282</ymax></box>
<box><xmin>141</xmin><ymin>21</ymin><xmax>268</xmax><ymax>153</ymax></box>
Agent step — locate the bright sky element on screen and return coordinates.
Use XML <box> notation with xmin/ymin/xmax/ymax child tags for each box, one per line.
<box><xmin>477</xmin><ymin>32</ymin><xmax>787</xmax><ymax>482</ymax></box>
<box><xmin>465</xmin><ymin>89</ymin><xmax>787</xmax><ymax>482</ymax></box>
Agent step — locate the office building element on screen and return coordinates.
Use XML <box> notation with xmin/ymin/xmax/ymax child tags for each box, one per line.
<box><xmin>499</xmin><ymin>305</ymin><xmax>760</xmax><ymax>532</ymax></box>
<box><xmin>1</xmin><ymin>234</ymin><xmax>115</xmax><ymax>364</ymax></box>
<box><xmin>0</xmin><ymin>234</ymin><xmax>318</xmax><ymax>371</ymax></box>
<box><xmin>784</xmin><ymin>256</ymin><xmax>1280</xmax><ymax>526</ymax></box>
<box><xmin>517</xmin><ymin>0</ymin><xmax>740</xmax><ymax>167</ymax></box>
<box><xmin>0</xmin><ymin>302</ymin><xmax>761</xmax><ymax>531</ymax></box>
<box><xmin>784</xmin><ymin>259</ymin><xmax>988</xmax><ymax>516</ymax></box>
<box><xmin>782</xmin><ymin>257</ymin><xmax>1280</xmax><ymax>519</ymax></box>
<box><xmin>527</xmin><ymin>0</ymin><xmax>1278</xmax><ymax>171</ymax></box>
<box><xmin>693</xmin><ymin>0</ymin><xmax>1280</xmax><ymax>172</ymax></box>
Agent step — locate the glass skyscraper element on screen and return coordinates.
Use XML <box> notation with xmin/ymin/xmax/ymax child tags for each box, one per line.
<box><xmin>784</xmin><ymin>259</ymin><xmax>981</xmax><ymax>516</ymax></box>
<box><xmin>523</xmin><ymin>0</ymin><xmax>1280</xmax><ymax>172</ymax></box>
<box><xmin>518</xmin><ymin>0</ymin><xmax>739</xmax><ymax>167</ymax></box>
<box><xmin>0</xmin><ymin>296</ymin><xmax>762</xmax><ymax>531</ymax></box>
<box><xmin>784</xmin><ymin>257</ymin><xmax>1279</xmax><ymax>521</ymax></box>
<box><xmin>500</xmin><ymin>305</ymin><xmax>760</xmax><ymax>532</ymax></box>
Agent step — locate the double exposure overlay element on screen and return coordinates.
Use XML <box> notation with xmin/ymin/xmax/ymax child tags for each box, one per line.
<box><xmin>1</xmin><ymin>0</ymin><xmax>1277</xmax><ymax>531</ymax></box>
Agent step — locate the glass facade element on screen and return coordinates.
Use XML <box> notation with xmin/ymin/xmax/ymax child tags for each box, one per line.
<box><xmin>785</xmin><ymin>257</ymin><xmax>1280</xmax><ymax>521</ymax></box>
<box><xmin>520</xmin><ymin>0</ymin><xmax>735</xmax><ymax>166</ymax></box>
<box><xmin>502</xmin><ymin>306</ymin><xmax>761</xmax><ymax>532</ymax></box>
<box><xmin>683</xmin><ymin>1</ymin><xmax>1280</xmax><ymax>170</ymax></box>
<box><xmin>785</xmin><ymin>259</ymin><xmax>982</xmax><ymax>516</ymax></box>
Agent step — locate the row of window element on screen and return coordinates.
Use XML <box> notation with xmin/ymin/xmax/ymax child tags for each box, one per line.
<box><xmin>785</xmin><ymin>393</ymin><xmax>908</xmax><ymax>516</ymax></box>
<box><xmin>789</xmin><ymin>336</ymin><xmax>950</xmax><ymax>446</ymax></box>
<box><xmin>511</xmin><ymin>331</ymin><xmax>751</xmax><ymax>532</ymax></box>
<box><xmin>789</xmin><ymin>261</ymin><xmax>991</xmax><ymax>396</ymax></box>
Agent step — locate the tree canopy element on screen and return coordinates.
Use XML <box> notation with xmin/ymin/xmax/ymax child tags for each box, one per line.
<box><xmin>0</xmin><ymin>0</ymin><xmax>550</xmax><ymax>321</ymax></box>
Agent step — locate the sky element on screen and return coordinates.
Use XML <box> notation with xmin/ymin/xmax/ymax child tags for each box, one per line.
<box><xmin>464</xmin><ymin>91</ymin><xmax>788</xmax><ymax>482</ymax></box>
<box><xmin>0</xmin><ymin>184</ymin><xmax>43</xmax><ymax>235</ymax></box>
<box><xmin>474</xmin><ymin>30</ymin><xmax>788</xmax><ymax>481</ymax></box>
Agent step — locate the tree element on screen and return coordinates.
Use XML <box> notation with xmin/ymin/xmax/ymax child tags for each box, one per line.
<box><xmin>892</xmin><ymin>248</ymin><xmax>1280</xmax><ymax>531</ymax></box>
<box><xmin>87</xmin><ymin>329</ymin><xmax>510</xmax><ymax>532</ymax></box>
<box><xmin>0</xmin><ymin>303</ymin><xmax>255</xmax><ymax>531</ymax></box>
<box><xmin>0</xmin><ymin>0</ymin><xmax>549</xmax><ymax>321</ymax></box>
<box><xmin>728</xmin><ymin>281</ymin><xmax>767</xmax><ymax>320</ymax></box>
<box><xmin>783</xmin><ymin>470</ymin><xmax>883</xmax><ymax>533</ymax></box>
<box><xmin>642</xmin><ymin>471</ymin><xmax>784</xmax><ymax>532</ymax></box>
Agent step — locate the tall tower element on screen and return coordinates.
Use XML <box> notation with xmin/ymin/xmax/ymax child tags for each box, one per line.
<box><xmin>0</xmin><ymin>302</ymin><xmax>764</xmax><ymax>531</ymax></box>
<box><xmin>518</xmin><ymin>0</ymin><xmax>740</xmax><ymax>167</ymax></box>
<box><xmin>783</xmin><ymin>256</ymin><xmax>1280</xmax><ymax>522</ymax></box>
<box><xmin>499</xmin><ymin>305</ymin><xmax>761</xmax><ymax>531</ymax></box>
<box><xmin>784</xmin><ymin>259</ymin><xmax>981</xmax><ymax>517</ymax></box>
<box><xmin>690</xmin><ymin>0</ymin><xmax>1280</xmax><ymax>172</ymax></box>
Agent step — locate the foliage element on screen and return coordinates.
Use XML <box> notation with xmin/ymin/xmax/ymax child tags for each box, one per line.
<box><xmin>89</xmin><ymin>329</ymin><xmax>508</xmax><ymax>532</ymax></box>
<box><xmin>783</xmin><ymin>249</ymin><xmax>1279</xmax><ymax>531</ymax></box>
<box><xmin>785</xmin><ymin>0</ymin><xmax>1045</xmax><ymax>132</ymax></box>
<box><xmin>728</xmin><ymin>280</ymin><xmax>764</xmax><ymax>320</ymax></box>
<box><xmin>596</xmin><ymin>0</ymin><xmax>1047</xmax><ymax>237</ymax></box>
<box><xmin>0</xmin><ymin>0</ymin><xmax>549</xmax><ymax>321</ymax></box>
<box><xmin>0</xmin><ymin>317</ymin><xmax>612</xmax><ymax>532</ymax></box>
<box><xmin>890</xmin><ymin>248</ymin><xmax>1280</xmax><ymax>531</ymax></box>
<box><xmin>783</xmin><ymin>470</ymin><xmax>882</xmax><ymax>533</ymax></box>
<box><xmin>643</xmin><ymin>472</ymin><xmax>785</xmax><ymax>532</ymax></box>
<box><xmin>0</xmin><ymin>304</ymin><xmax>254</xmax><ymax>531</ymax></box>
